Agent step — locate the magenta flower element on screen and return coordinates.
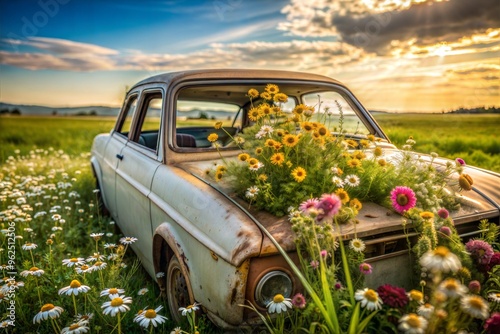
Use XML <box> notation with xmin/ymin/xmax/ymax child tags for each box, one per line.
<box><xmin>456</xmin><ymin>158</ymin><xmax>466</xmax><ymax>166</ymax></box>
<box><xmin>359</xmin><ymin>262</ymin><xmax>373</xmax><ymax>275</ymax></box>
<box><xmin>466</xmin><ymin>239</ymin><xmax>494</xmax><ymax>265</ymax></box>
<box><xmin>469</xmin><ymin>280</ymin><xmax>481</xmax><ymax>294</ymax></box>
<box><xmin>334</xmin><ymin>282</ymin><xmax>343</xmax><ymax>290</ymax></box>
<box><xmin>315</xmin><ymin>193</ymin><xmax>342</xmax><ymax>222</ymax></box>
<box><xmin>437</xmin><ymin>208</ymin><xmax>449</xmax><ymax>219</ymax></box>
<box><xmin>299</xmin><ymin>198</ymin><xmax>319</xmax><ymax>213</ymax></box>
<box><xmin>377</xmin><ymin>284</ymin><xmax>409</xmax><ymax>308</ymax></box>
<box><xmin>439</xmin><ymin>226</ymin><xmax>452</xmax><ymax>237</ymax></box>
<box><xmin>292</xmin><ymin>293</ymin><xmax>306</xmax><ymax>309</ymax></box>
<box><xmin>486</xmin><ymin>252</ymin><xmax>500</xmax><ymax>272</ymax></box>
<box><xmin>390</xmin><ymin>186</ymin><xmax>417</xmax><ymax>214</ymax></box>
<box><xmin>320</xmin><ymin>250</ymin><xmax>328</xmax><ymax>258</ymax></box>
<box><xmin>485</xmin><ymin>312</ymin><xmax>500</xmax><ymax>334</ymax></box>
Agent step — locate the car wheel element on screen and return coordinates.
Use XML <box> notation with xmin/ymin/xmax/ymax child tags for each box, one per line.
<box><xmin>95</xmin><ymin>181</ymin><xmax>109</xmax><ymax>217</ymax></box>
<box><xmin>166</xmin><ymin>255</ymin><xmax>193</xmax><ymax>323</ymax></box>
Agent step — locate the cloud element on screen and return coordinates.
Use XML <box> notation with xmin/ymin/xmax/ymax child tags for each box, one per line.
<box><xmin>3</xmin><ymin>36</ymin><xmax>119</xmax><ymax>55</ymax></box>
<box><xmin>278</xmin><ymin>0</ymin><xmax>500</xmax><ymax>55</ymax></box>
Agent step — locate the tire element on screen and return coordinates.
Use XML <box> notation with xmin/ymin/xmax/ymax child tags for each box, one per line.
<box><xmin>166</xmin><ymin>255</ymin><xmax>193</xmax><ymax>323</ymax></box>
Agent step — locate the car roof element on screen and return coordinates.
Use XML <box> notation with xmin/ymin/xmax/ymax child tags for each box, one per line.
<box><xmin>129</xmin><ymin>69</ymin><xmax>346</xmax><ymax>91</ymax></box>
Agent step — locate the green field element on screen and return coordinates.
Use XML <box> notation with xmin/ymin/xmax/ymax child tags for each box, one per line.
<box><xmin>1</xmin><ymin>114</ymin><xmax>499</xmax><ymax>172</ymax></box>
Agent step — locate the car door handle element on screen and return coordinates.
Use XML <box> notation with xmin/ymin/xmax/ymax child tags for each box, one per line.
<box><xmin>116</xmin><ymin>154</ymin><xmax>124</xmax><ymax>160</ymax></box>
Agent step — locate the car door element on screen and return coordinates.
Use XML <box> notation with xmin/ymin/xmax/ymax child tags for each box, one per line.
<box><xmin>115</xmin><ymin>88</ymin><xmax>164</xmax><ymax>270</ymax></box>
<box><xmin>101</xmin><ymin>93</ymin><xmax>139</xmax><ymax>219</ymax></box>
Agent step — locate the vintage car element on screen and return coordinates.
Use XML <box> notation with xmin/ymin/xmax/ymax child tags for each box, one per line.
<box><xmin>90</xmin><ymin>69</ymin><xmax>500</xmax><ymax>328</ymax></box>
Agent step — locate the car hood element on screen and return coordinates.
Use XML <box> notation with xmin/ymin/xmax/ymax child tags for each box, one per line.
<box><xmin>177</xmin><ymin>153</ymin><xmax>499</xmax><ymax>256</ymax></box>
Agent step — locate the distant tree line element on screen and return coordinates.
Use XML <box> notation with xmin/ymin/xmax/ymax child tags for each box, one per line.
<box><xmin>0</xmin><ymin>108</ymin><xmax>21</xmax><ymax>115</ymax></box>
<box><xmin>448</xmin><ymin>106</ymin><xmax>500</xmax><ymax>114</ymax></box>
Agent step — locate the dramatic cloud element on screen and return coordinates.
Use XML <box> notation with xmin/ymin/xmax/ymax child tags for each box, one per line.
<box><xmin>278</xmin><ymin>0</ymin><xmax>500</xmax><ymax>55</ymax></box>
<box><xmin>3</xmin><ymin>36</ymin><xmax>119</xmax><ymax>55</ymax></box>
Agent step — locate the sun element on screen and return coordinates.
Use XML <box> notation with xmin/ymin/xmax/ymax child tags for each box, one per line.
<box><xmin>432</xmin><ymin>42</ymin><xmax>452</xmax><ymax>57</ymax></box>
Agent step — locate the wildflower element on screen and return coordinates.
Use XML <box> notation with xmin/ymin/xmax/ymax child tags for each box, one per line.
<box><xmin>238</xmin><ymin>153</ymin><xmax>250</xmax><ymax>162</ymax></box>
<box><xmin>266</xmin><ymin>294</ymin><xmax>293</xmax><ymax>314</ymax></box>
<box><xmin>134</xmin><ymin>305</ymin><xmax>168</xmax><ymax>328</ymax></box>
<box><xmin>156</xmin><ymin>272</ymin><xmax>165</xmax><ymax>278</ymax></box>
<box><xmin>248</xmin><ymin>107</ymin><xmax>263</xmax><ymax>121</ymax></box>
<box><xmin>456</xmin><ymin>158</ymin><xmax>466</xmax><ymax>166</ymax></box>
<box><xmin>171</xmin><ymin>327</ymin><xmax>182</xmax><ymax>334</ymax></box>
<box><xmin>439</xmin><ymin>226</ymin><xmax>452</xmax><ymax>237</ymax></box>
<box><xmin>61</xmin><ymin>320</ymin><xmax>90</xmax><ymax>334</ymax></box>
<box><xmin>359</xmin><ymin>263</ymin><xmax>373</xmax><ymax>275</ymax></box>
<box><xmin>22</xmin><ymin>242</ymin><xmax>37</xmax><ymax>250</ymax></box>
<box><xmin>265</xmin><ymin>84</ymin><xmax>279</xmax><ymax>94</ymax></box>
<box><xmin>310</xmin><ymin>260</ymin><xmax>319</xmax><ymax>269</ymax></box>
<box><xmin>489</xmin><ymin>292</ymin><xmax>500</xmax><ymax>302</ymax></box>
<box><xmin>335</xmin><ymin>188</ymin><xmax>350</xmax><ymax>204</ymax></box>
<box><xmin>349</xmin><ymin>198</ymin><xmax>362</xmax><ymax>211</ymax></box>
<box><xmin>334</xmin><ymin>282</ymin><xmax>343</xmax><ymax>290</ymax></box>
<box><xmin>33</xmin><ymin>303</ymin><xmax>64</xmax><ymax>323</ymax></box>
<box><xmin>349</xmin><ymin>238</ymin><xmax>366</xmax><ymax>252</ymax></box>
<box><xmin>247</xmin><ymin>88</ymin><xmax>259</xmax><ymax>98</ymax></box>
<box><xmin>270</xmin><ymin>153</ymin><xmax>285</xmax><ymax>166</ymax></box>
<box><xmin>273</xmin><ymin>92</ymin><xmax>288</xmax><ymax>103</ymax></box>
<box><xmin>74</xmin><ymin>313</ymin><xmax>94</xmax><ymax>323</ymax></box>
<box><xmin>469</xmin><ymin>280</ymin><xmax>481</xmax><ymax>294</ymax></box>
<box><xmin>398</xmin><ymin>313</ymin><xmax>428</xmax><ymax>334</ymax></box>
<box><xmin>282</xmin><ymin>134</ymin><xmax>299</xmax><ymax>148</ymax></box>
<box><xmin>460</xmin><ymin>295</ymin><xmax>489</xmax><ymax>319</ymax></box>
<box><xmin>355</xmin><ymin>288</ymin><xmax>383</xmax><ymax>311</ymax></box>
<box><xmin>62</xmin><ymin>258</ymin><xmax>85</xmax><ymax>267</ymax></box>
<box><xmin>59</xmin><ymin>280</ymin><xmax>91</xmax><ymax>296</ymax></box>
<box><xmin>485</xmin><ymin>313</ymin><xmax>500</xmax><ymax>334</ymax></box>
<box><xmin>390</xmin><ymin>186</ymin><xmax>417</xmax><ymax>214</ymax></box>
<box><xmin>437</xmin><ymin>208</ymin><xmax>449</xmax><ymax>219</ymax></box>
<box><xmin>465</xmin><ymin>239</ymin><xmax>494</xmax><ymax>265</ymax></box>
<box><xmin>207</xmin><ymin>133</ymin><xmax>218</xmax><ymax>143</ymax></box>
<box><xmin>245</xmin><ymin>186</ymin><xmax>259</xmax><ymax>199</ymax></box>
<box><xmin>91</xmin><ymin>261</ymin><xmax>107</xmax><ymax>272</ymax></box>
<box><xmin>419</xmin><ymin>212</ymin><xmax>434</xmax><ymax>220</ymax></box>
<box><xmin>344</xmin><ymin>174</ymin><xmax>360</xmax><ymax>187</ymax></box>
<box><xmin>137</xmin><ymin>288</ymin><xmax>149</xmax><ymax>296</ymax></box>
<box><xmin>292</xmin><ymin>293</ymin><xmax>306</xmax><ymax>309</ymax></box>
<box><xmin>104</xmin><ymin>243</ymin><xmax>116</xmax><ymax>249</ymax></box>
<box><xmin>120</xmin><ymin>236</ymin><xmax>138</xmax><ymax>245</ymax></box>
<box><xmin>179</xmin><ymin>302</ymin><xmax>201</xmax><ymax>316</ymax></box>
<box><xmin>417</xmin><ymin>303</ymin><xmax>434</xmax><ymax>319</ymax></box>
<box><xmin>347</xmin><ymin>158</ymin><xmax>361</xmax><ymax>168</ymax></box>
<box><xmin>21</xmin><ymin>266</ymin><xmax>45</xmax><ymax>277</ymax></box>
<box><xmin>315</xmin><ymin>193</ymin><xmax>341</xmax><ymax>221</ymax></box>
<box><xmin>102</xmin><ymin>295</ymin><xmax>133</xmax><ymax>316</ymax></box>
<box><xmin>408</xmin><ymin>290</ymin><xmax>424</xmax><ymax>304</ymax></box>
<box><xmin>331</xmin><ymin>176</ymin><xmax>344</xmax><ymax>187</ymax></box>
<box><xmin>101</xmin><ymin>288</ymin><xmax>125</xmax><ymax>299</ymax></box>
<box><xmin>420</xmin><ymin>246</ymin><xmax>462</xmax><ymax>273</ymax></box>
<box><xmin>90</xmin><ymin>233</ymin><xmax>104</xmax><ymax>241</ymax></box>
<box><xmin>299</xmin><ymin>198</ymin><xmax>319</xmax><ymax>213</ymax></box>
<box><xmin>75</xmin><ymin>265</ymin><xmax>92</xmax><ymax>274</ymax></box>
<box><xmin>377</xmin><ymin>284</ymin><xmax>409</xmax><ymax>308</ymax></box>
<box><xmin>331</xmin><ymin>166</ymin><xmax>343</xmax><ymax>175</ymax></box>
<box><xmin>249</xmin><ymin>162</ymin><xmax>264</xmax><ymax>171</ymax></box>
<box><xmin>458</xmin><ymin>173</ymin><xmax>473</xmax><ymax>191</ymax></box>
<box><xmin>214</xmin><ymin>121</ymin><xmax>223</xmax><ymax>129</ymax></box>
<box><xmin>291</xmin><ymin>167</ymin><xmax>307</xmax><ymax>183</ymax></box>
<box><xmin>320</xmin><ymin>250</ymin><xmax>328</xmax><ymax>258</ymax></box>
<box><xmin>437</xmin><ymin>278</ymin><xmax>467</xmax><ymax>298</ymax></box>
<box><xmin>86</xmin><ymin>253</ymin><xmax>105</xmax><ymax>262</ymax></box>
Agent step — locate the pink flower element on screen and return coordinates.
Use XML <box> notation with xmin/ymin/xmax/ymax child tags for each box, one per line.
<box><xmin>456</xmin><ymin>158</ymin><xmax>466</xmax><ymax>166</ymax></box>
<box><xmin>469</xmin><ymin>280</ymin><xmax>481</xmax><ymax>294</ymax></box>
<box><xmin>299</xmin><ymin>198</ymin><xmax>319</xmax><ymax>213</ymax></box>
<box><xmin>377</xmin><ymin>284</ymin><xmax>409</xmax><ymax>308</ymax></box>
<box><xmin>485</xmin><ymin>312</ymin><xmax>500</xmax><ymax>334</ymax></box>
<box><xmin>320</xmin><ymin>250</ymin><xmax>328</xmax><ymax>258</ymax></box>
<box><xmin>334</xmin><ymin>282</ymin><xmax>343</xmax><ymax>290</ymax></box>
<box><xmin>310</xmin><ymin>260</ymin><xmax>319</xmax><ymax>269</ymax></box>
<box><xmin>315</xmin><ymin>193</ymin><xmax>342</xmax><ymax>222</ymax></box>
<box><xmin>359</xmin><ymin>262</ymin><xmax>373</xmax><ymax>275</ymax></box>
<box><xmin>466</xmin><ymin>239</ymin><xmax>494</xmax><ymax>265</ymax></box>
<box><xmin>439</xmin><ymin>226</ymin><xmax>452</xmax><ymax>237</ymax></box>
<box><xmin>437</xmin><ymin>208</ymin><xmax>449</xmax><ymax>219</ymax></box>
<box><xmin>292</xmin><ymin>293</ymin><xmax>306</xmax><ymax>309</ymax></box>
<box><xmin>390</xmin><ymin>186</ymin><xmax>417</xmax><ymax>214</ymax></box>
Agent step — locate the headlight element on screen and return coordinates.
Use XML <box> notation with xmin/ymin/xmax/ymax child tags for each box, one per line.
<box><xmin>255</xmin><ymin>271</ymin><xmax>292</xmax><ymax>307</ymax></box>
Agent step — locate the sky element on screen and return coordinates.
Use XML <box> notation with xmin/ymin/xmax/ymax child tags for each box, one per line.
<box><xmin>0</xmin><ymin>0</ymin><xmax>499</xmax><ymax>113</ymax></box>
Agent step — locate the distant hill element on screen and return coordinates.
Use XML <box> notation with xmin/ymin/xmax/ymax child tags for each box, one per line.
<box><xmin>448</xmin><ymin>106</ymin><xmax>500</xmax><ymax>114</ymax></box>
<box><xmin>0</xmin><ymin>102</ymin><xmax>120</xmax><ymax>116</ymax></box>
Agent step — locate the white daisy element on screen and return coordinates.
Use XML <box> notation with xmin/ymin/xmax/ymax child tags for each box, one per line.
<box><xmin>33</xmin><ymin>303</ymin><xmax>64</xmax><ymax>323</ymax></box>
<box><xmin>331</xmin><ymin>176</ymin><xmax>344</xmax><ymax>187</ymax></box>
<box><xmin>437</xmin><ymin>278</ymin><xmax>467</xmax><ymax>299</ymax></box>
<box><xmin>86</xmin><ymin>253</ymin><xmax>104</xmax><ymax>262</ymax></box>
<box><xmin>398</xmin><ymin>313</ymin><xmax>428</xmax><ymax>334</ymax></box>
<box><xmin>249</xmin><ymin>162</ymin><xmax>264</xmax><ymax>171</ymax></box>
<box><xmin>245</xmin><ymin>186</ymin><xmax>259</xmax><ymax>199</ymax></box>
<box><xmin>21</xmin><ymin>266</ymin><xmax>45</xmax><ymax>277</ymax></box>
<box><xmin>89</xmin><ymin>233</ymin><xmax>104</xmax><ymax>240</ymax></box>
<box><xmin>170</xmin><ymin>327</ymin><xmax>182</xmax><ymax>334</ymax></box>
<box><xmin>90</xmin><ymin>261</ymin><xmax>107</xmax><ymax>272</ymax></box>
<box><xmin>417</xmin><ymin>303</ymin><xmax>434</xmax><ymax>319</ymax></box>
<box><xmin>419</xmin><ymin>246</ymin><xmax>461</xmax><ymax>273</ymax></box>
<box><xmin>104</xmin><ymin>243</ymin><xmax>116</xmax><ymax>249</ymax></box>
<box><xmin>101</xmin><ymin>295</ymin><xmax>133</xmax><ymax>317</ymax></box>
<box><xmin>266</xmin><ymin>294</ymin><xmax>293</xmax><ymax>314</ymax></box>
<box><xmin>120</xmin><ymin>236</ymin><xmax>138</xmax><ymax>245</ymax></box>
<box><xmin>179</xmin><ymin>302</ymin><xmax>201</xmax><ymax>316</ymax></box>
<box><xmin>344</xmin><ymin>174</ymin><xmax>360</xmax><ymax>187</ymax></box>
<box><xmin>349</xmin><ymin>238</ymin><xmax>366</xmax><ymax>252</ymax></box>
<box><xmin>137</xmin><ymin>288</ymin><xmax>149</xmax><ymax>296</ymax></box>
<box><xmin>62</xmin><ymin>258</ymin><xmax>85</xmax><ymax>267</ymax></box>
<box><xmin>61</xmin><ymin>320</ymin><xmax>89</xmax><ymax>334</ymax></box>
<box><xmin>22</xmin><ymin>242</ymin><xmax>37</xmax><ymax>250</ymax></box>
<box><xmin>134</xmin><ymin>305</ymin><xmax>168</xmax><ymax>328</ymax></box>
<box><xmin>58</xmin><ymin>280</ymin><xmax>91</xmax><ymax>296</ymax></box>
<box><xmin>354</xmin><ymin>288</ymin><xmax>383</xmax><ymax>311</ymax></box>
<box><xmin>460</xmin><ymin>295</ymin><xmax>489</xmax><ymax>319</ymax></box>
<box><xmin>488</xmin><ymin>292</ymin><xmax>500</xmax><ymax>302</ymax></box>
<box><xmin>100</xmin><ymin>288</ymin><xmax>125</xmax><ymax>299</ymax></box>
<box><xmin>75</xmin><ymin>265</ymin><xmax>92</xmax><ymax>274</ymax></box>
<box><xmin>155</xmin><ymin>272</ymin><xmax>165</xmax><ymax>278</ymax></box>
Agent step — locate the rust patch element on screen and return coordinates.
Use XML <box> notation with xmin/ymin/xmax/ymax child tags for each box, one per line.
<box><xmin>230</xmin><ymin>286</ymin><xmax>238</xmax><ymax>305</ymax></box>
<box><xmin>365</xmin><ymin>214</ymin><xmax>378</xmax><ymax>218</ymax></box>
<box><xmin>210</xmin><ymin>250</ymin><xmax>219</xmax><ymax>261</ymax></box>
<box><xmin>231</xmin><ymin>240</ymin><xmax>251</xmax><ymax>260</ymax></box>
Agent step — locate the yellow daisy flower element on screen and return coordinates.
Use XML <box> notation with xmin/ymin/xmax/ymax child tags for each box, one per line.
<box><xmin>238</xmin><ymin>153</ymin><xmax>250</xmax><ymax>162</ymax></box>
<box><xmin>335</xmin><ymin>188</ymin><xmax>350</xmax><ymax>204</ymax></box>
<box><xmin>207</xmin><ymin>133</ymin><xmax>218</xmax><ymax>143</ymax></box>
<box><xmin>282</xmin><ymin>134</ymin><xmax>299</xmax><ymax>148</ymax></box>
<box><xmin>273</xmin><ymin>92</ymin><xmax>288</xmax><ymax>103</ymax></box>
<box><xmin>291</xmin><ymin>167</ymin><xmax>307</xmax><ymax>183</ymax></box>
<box><xmin>248</xmin><ymin>107</ymin><xmax>262</xmax><ymax>121</ymax></box>
<box><xmin>247</xmin><ymin>88</ymin><xmax>259</xmax><ymax>98</ymax></box>
<box><xmin>260</xmin><ymin>91</ymin><xmax>271</xmax><ymax>100</ymax></box>
<box><xmin>270</xmin><ymin>153</ymin><xmax>285</xmax><ymax>166</ymax></box>
<box><xmin>347</xmin><ymin>159</ymin><xmax>362</xmax><ymax>168</ymax></box>
<box><xmin>265</xmin><ymin>84</ymin><xmax>279</xmax><ymax>94</ymax></box>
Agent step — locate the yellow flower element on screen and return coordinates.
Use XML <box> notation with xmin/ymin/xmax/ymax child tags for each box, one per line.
<box><xmin>275</xmin><ymin>129</ymin><xmax>285</xmax><ymax>137</ymax></box>
<box><xmin>409</xmin><ymin>290</ymin><xmax>423</xmax><ymax>303</ymax></box>
<box><xmin>293</xmin><ymin>104</ymin><xmax>307</xmax><ymax>115</ymax></box>
<box><xmin>301</xmin><ymin>122</ymin><xmax>314</xmax><ymax>132</ymax></box>
<box><xmin>378</xmin><ymin>159</ymin><xmax>387</xmax><ymax>166</ymax></box>
<box><xmin>367</xmin><ymin>134</ymin><xmax>375</xmax><ymax>141</ymax></box>
<box><xmin>270</xmin><ymin>153</ymin><xmax>285</xmax><ymax>166</ymax></box>
<box><xmin>260</xmin><ymin>91</ymin><xmax>271</xmax><ymax>100</ymax></box>
<box><xmin>238</xmin><ymin>153</ymin><xmax>250</xmax><ymax>162</ymax></box>
<box><xmin>359</xmin><ymin>139</ymin><xmax>370</xmax><ymax>148</ymax></box>
<box><xmin>216</xmin><ymin>165</ymin><xmax>227</xmax><ymax>174</ymax></box>
<box><xmin>258</xmin><ymin>174</ymin><xmax>268</xmax><ymax>181</ymax></box>
<box><xmin>255</xmin><ymin>147</ymin><xmax>263</xmax><ymax>155</ymax></box>
<box><xmin>282</xmin><ymin>134</ymin><xmax>299</xmax><ymax>148</ymax></box>
<box><xmin>248</xmin><ymin>158</ymin><xmax>259</xmax><ymax>166</ymax></box>
<box><xmin>349</xmin><ymin>198</ymin><xmax>362</xmax><ymax>210</ymax></box>
<box><xmin>247</xmin><ymin>88</ymin><xmax>259</xmax><ymax>98</ymax></box>
<box><xmin>265</xmin><ymin>84</ymin><xmax>279</xmax><ymax>94</ymax></box>
<box><xmin>352</xmin><ymin>150</ymin><xmax>366</xmax><ymax>160</ymax></box>
<box><xmin>458</xmin><ymin>173</ymin><xmax>473</xmax><ymax>191</ymax></box>
<box><xmin>420</xmin><ymin>211</ymin><xmax>434</xmax><ymax>220</ymax></box>
<box><xmin>248</xmin><ymin>107</ymin><xmax>263</xmax><ymax>121</ymax></box>
<box><xmin>215</xmin><ymin>171</ymin><xmax>223</xmax><ymax>182</ymax></box>
<box><xmin>374</xmin><ymin>146</ymin><xmax>383</xmax><ymax>157</ymax></box>
<box><xmin>273</xmin><ymin>142</ymin><xmax>283</xmax><ymax>151</ymax></box>
<box><xmin>273</xmin><ymin>92</ymin><xmax>288</xmax><ymax>103</ymax></box>
<box><xmin>291</xmin><ymin>167</ymin><xmax>307</xmax><ymax>183</ymax></box>
<box><xmin>214</xmin><ymin>121</ymin><xmax>223</xmax><ymax>129</ymax></box>
<box><xmin>335</xmin><ymin>188</ymin><xmax>350</xmax><ymax>204</ymax></box>
<box><xmin>346</xmin><ymin>139</ymin><xmax>358</xmax><ymax>148</ymax></box>
<box><xmin>347</xmin><ymin>158</ymin><xmax>361</xmax><ymax>168</ymax></box>
<box><xmin>207</xmin><ymin>133</ymin><xmax>218</xmax><ymax>143</ymax></box>
<box><xmin>260</xmin><ymin>103</ymin><xmax>272</xmax><ymax>116</ymax></box>
<box><xmin>316</xmin><ymin>125</ymin><xmax>328</xmax><ymax>137</ymax></box>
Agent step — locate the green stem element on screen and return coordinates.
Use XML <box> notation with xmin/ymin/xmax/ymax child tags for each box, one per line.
<box><xmin>117</xmin><ymin>312</ymin><xmax>121</xmax><ymax>334</ymax></box>
<box><xmin>30</xmin><ymin>249</ymin><xmax>36</xmax><ymax>267</ymax></box>
<box><xmin>50</xmin><ymin>318</ymin><xmax>58</xmax><ymax>334</ymax></box>
<box><xmin>72</xmin><ymin>294</ymin><xmax>78</xmax><ymax>315</ymax></box>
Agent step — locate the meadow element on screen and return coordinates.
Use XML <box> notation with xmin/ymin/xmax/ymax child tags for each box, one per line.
<box><xmin>0</xmin><ymin>113</ymin><xmax>498</xmax><ymax>333</ymax></box>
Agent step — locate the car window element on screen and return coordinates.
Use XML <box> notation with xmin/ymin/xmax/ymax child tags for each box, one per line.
<box><xmin>116</xmin><ymin>95</ymin><xmax>138</xmax><ymax>136</ymax></box>
<box><xmin>134</xmin><ymin>92</ymin><xmax>162</xmax><ymax>152</ymax></box>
